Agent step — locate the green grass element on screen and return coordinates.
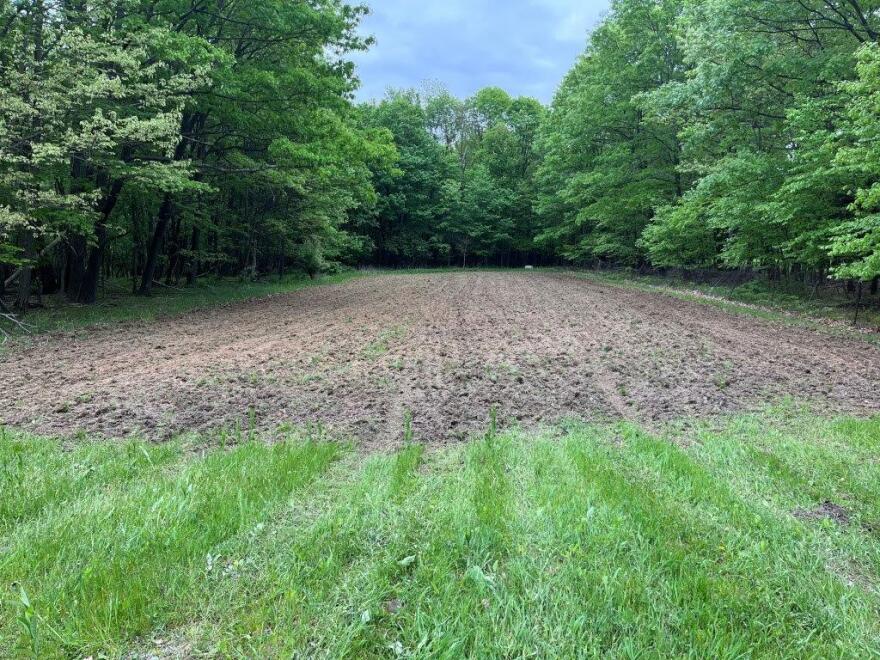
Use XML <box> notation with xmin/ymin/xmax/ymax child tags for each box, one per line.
<box><xmin>363</xmin><ymin>325</ymin><xmax>407</xmax><ymax>359</ymax></box>
<box><xmin>2</xmin><ymin>409</ymin><xmax>880</xmax><ymax>657</ymax></box>
<box><xmin>575</xmin><ymin>270</ymin><xmax>880</xmax><ymax>335</ymax></box>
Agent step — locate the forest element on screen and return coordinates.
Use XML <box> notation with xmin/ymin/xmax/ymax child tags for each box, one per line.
<box><xmin>3</xmin><ymin>0</ymin><xmax>880</xmax><ymax>313</ymax></box>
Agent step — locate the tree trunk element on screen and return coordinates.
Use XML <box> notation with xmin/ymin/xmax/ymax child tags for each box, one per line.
<box><xmin>164</xmin><ymin>214</ymin><xmax>182</xmax><ymax>286</ymax></box>
<box><xmin>78</xmin><ymin>178</ymin><xmax>124</xmax><ymax>304</ymax></box>
<box><xmin>139</xmin><ymin>194</ymin><xmax>174</xmax><ymax>296</ymax></box>
<box><xmin>66</xmin><ymin>235</ymin><xmax>87</xmax><ymax>300</ymax></box>
<box><xmin>853</xmin><ymin>282</ymin><xmax>864</xmax><ymax>327</ymax></box>
<box><xmin>14</xmin><ymin>231</ymin><xmax>35</xmax><ymax>312</ymax></box>
<box><xmin>78</xmin><ymin>225</ymin><xmax>106</xmax><ymax>304</ymax></box>
<box><xmin>186</xmin><ymin>226</ymin><xmax>200</xmax><ymax>286</ymax></box>
<box><xmin>58</xmin><ymin>243</ymin><xmax>67</xmax><ymax>296</ymax></box>
<box><xmin>138</xmin><ymin>112</ymin><xmax>195</xmax><ymax>295</ymax></box>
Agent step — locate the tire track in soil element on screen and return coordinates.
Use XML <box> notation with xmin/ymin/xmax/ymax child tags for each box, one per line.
<box><xmin>2</xmin><ymin>272</ymin><xmax>879</xmax><ymax>450</ymax></box>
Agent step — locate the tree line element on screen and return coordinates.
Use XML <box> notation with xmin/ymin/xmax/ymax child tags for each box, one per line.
<box><xmin>0</xmin><ymin>0</ymin><xmax>392</xmax><ymax>311</ymax></box>
<box><xmin>2</xmin><ymin>0</ymin><xmax>880</xmax><ymax>314</ymax></box>
<box><xmin>352</xmin><ymin>86</ymin><xmax>547</xmax><ymax>268</ymax></box>
<box><xmin>534</xmin><ymin>0</ymin><xmax>880</xmax><ymax>294</ymax></box>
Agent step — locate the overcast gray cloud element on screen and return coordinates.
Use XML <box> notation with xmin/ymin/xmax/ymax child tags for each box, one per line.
<box><xmin>352</xmin><ymin>0</ymin><xmax>611</xmax><ymax>103</ymax></box>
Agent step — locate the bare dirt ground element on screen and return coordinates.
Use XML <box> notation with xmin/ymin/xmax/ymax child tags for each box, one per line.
<box><xmin>3</xmin><ymin>272</ymin><xmax>880</xmax><ymax>449</ymax></box>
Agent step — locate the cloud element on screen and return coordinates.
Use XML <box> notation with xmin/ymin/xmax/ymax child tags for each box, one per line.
<box><xmin>352</xmin><ymin>0</ymin><xmax>610</xmax><ymax>103</ymax></box>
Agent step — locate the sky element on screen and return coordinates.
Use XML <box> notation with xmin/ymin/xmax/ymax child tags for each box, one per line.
<box><xmin>352</xmin><ymin>0</ymin><xmax>611</xmax><ymax>104</ymax></box>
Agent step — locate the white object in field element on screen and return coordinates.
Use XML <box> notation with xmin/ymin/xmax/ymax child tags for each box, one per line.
<box><xmin>525</xmin><ymin>265</ymin><xmax>535</xmax><ymax>270</ymax></box>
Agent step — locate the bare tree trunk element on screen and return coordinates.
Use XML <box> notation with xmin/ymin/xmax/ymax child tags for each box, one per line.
<box><xmin>58</xmin><ymin>242</ymin><xmax>67</xmax><ymax>296</ymax></box>
<box><xmin>65</xmin><ymin>235</ymin><xmax>86</xmax><ymax>300</ymax></box>
<box><xmin>853</xmin><ymin>281</ymin><xmax>864</xmax><ymax>327</ymax></box>
<box><xmin>78</xmin><ymin>224</ymin><xmax>107</xmax><ymax>305</ymax></box>
<box><xmin>186</xmin><ymin>226</ymin><xmax>200</xmax><ymax>286</ymax></box>
<box><xmin>139</xmin><ymin>113</ymin><xmax>196</xmax><ymax>295</ymax></box>
<box><xmin>164</xmin><ymin>214</ymin><xmax>182</xmax><ymax>286</ymax></box>
<box><xmin>78</xmin><ymin>178</ymin><xmax>124</xmax><ymax>304</ymax></box>
<box><xmin>15</xmin><ymin>231</ymin><xmax>35</xmax><ymax>312</ymax></box>
<box><xmin>139</xmin><ymin>194</ymin><xmax>173</xmax><ymax>296</ymax></box>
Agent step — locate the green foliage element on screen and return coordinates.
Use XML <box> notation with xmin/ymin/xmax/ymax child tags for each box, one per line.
<box><xmin>357</xmin><ymin>91</ymin><xmax>458</xmax><ymax>265</ymax></box>
<box><xmin>536</xmin><ymin>0</ymin><xmax>880</xmax><ymax>284</ymax></box>
<box><xmin>535</xmin><ymin>0</ymin><xmax>685</xmax><ymax>265</ymax></box>
<box><xmin>0</xmin><ymin>0</ymin><xmax>389</xmax><ymax>306</ymax></box>
<box><xmin>829</xmin><ymin>44</ymin><xmax>880</xmax><ymax>281</ymax></box>
<box><xmin>357</xmin><ymin>86</ymin><xmax>545</xmax><ymax>267</ymax></box>
<box><xmin>0</xmin><ymin>0</ymin><xmax>212</xmax><ymax>248</ymax></box>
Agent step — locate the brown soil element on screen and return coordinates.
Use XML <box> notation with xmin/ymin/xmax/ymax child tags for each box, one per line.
<box><xmin>3</xmin><ymin>272</ymin><xmax>879</xmax><ymax>449</ymax></box>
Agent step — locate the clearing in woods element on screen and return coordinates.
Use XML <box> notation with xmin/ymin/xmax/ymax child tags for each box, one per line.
<box><xmin>2</xmin><ymin>271</ymin><xmax>879</xmax><ymax>447</ymax></box>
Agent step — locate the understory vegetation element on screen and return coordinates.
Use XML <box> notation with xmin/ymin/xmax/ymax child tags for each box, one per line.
<box><xmin>1</xmin><ymin>408</ymin><xmax>879</xmax><ymax>657</ymax></box>
<box><xmin>4</xmin><ymin>0</ymin><xmax>880</xmax><ymax>323</ymax></box>
<box><xmin>3</xmin><ymin>271</ymin><xmax>364</xmax><ymax>338</ymax></box>
<box><xmin>579</xmin><ymin>270</ymin><xmax>880</xmax><ymax>331</ymax></box>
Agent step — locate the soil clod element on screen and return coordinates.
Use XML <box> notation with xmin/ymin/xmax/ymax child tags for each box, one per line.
<box><xmin>794</xmin><ymin>501</ymin><xmax>852</xmax><ymax>526</ymax></box>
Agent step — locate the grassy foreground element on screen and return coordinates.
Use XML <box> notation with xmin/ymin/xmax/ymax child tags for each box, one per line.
<box><xmin>1</xmin><ymin>409</ymin><xmax>879</xmax><ymax>658</ymax></box>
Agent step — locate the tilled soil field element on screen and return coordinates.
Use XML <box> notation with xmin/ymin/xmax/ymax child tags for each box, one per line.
<box><xmin>3</xmin><ymin>272</ymin><xmax>880</xmax><ymax>448</ymax></box>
